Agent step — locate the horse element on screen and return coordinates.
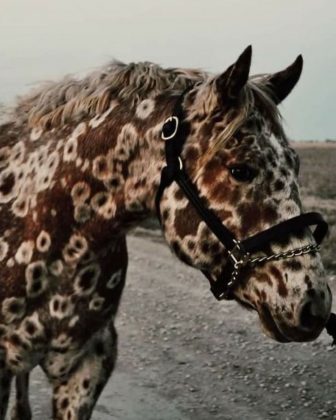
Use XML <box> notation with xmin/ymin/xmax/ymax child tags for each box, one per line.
<box><xmin>0</xmin><ymin>46</ymin><xmax>332</xmax><ymax>419</ymax></box>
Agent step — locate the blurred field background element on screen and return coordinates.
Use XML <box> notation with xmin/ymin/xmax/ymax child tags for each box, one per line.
<box><xmin>294</xmin><ymin>142</ymin><xmax>336</xmax><ymax>273</ymax></box>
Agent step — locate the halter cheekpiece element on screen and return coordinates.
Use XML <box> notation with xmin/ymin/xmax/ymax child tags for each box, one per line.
<box><xmin>155</xmin><ymin>89</ymin><xmax>329</xmax><ymax>301</ymax></box>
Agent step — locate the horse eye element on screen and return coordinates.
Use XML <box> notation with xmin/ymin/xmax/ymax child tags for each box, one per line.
<box><xmin>228</xmin><ymin>164</ymin><xmax>257</xmax><ymax>182</ymax></box>
<box><xmin>161</xmin><ymin>116</ymin><xmax>179</xmax><ymax>141</ymax></box>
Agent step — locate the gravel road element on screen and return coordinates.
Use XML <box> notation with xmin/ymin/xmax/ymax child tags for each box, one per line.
<box><xmin>11</xmin><ymin>231</ymin><xmax>336</xmax><ymax>420</ymax></box>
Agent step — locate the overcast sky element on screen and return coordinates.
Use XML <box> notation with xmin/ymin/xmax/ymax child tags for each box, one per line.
<box><xmin>0</xmin><ymin>0</ymin><xmax>334</xmax><ymax>140</ymax></box>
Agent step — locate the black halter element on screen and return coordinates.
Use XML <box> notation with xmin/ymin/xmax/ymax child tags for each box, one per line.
<box><xmin>155</xmin><ymin>90</ymin><xmax>328</xmax><ymax>301</ymax></box>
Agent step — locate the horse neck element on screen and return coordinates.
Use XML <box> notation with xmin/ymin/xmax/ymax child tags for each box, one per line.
<box><xmin>73</xmin><ymin>96</ymin><xmax>168</xmax><ymax>237</ymax></box>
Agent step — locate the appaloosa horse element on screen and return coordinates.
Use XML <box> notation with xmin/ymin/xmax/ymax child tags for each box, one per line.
<box><xmin>0</xmin><ymin>46</ymin><xmax>332</xmax><ymax>419</ymax></box>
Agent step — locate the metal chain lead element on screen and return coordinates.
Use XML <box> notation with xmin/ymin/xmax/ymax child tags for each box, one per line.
<box><xmin>248</xmin><ymin>243</ymin><xmax>320</xmax><ymax>267</ymax></box>
<box><xmin>220</xmin><ymin>242</ymin><xmax>321</xmax><ymax>299</ymax></box>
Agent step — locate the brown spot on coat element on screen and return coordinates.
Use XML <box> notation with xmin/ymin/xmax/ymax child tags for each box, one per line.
<box><xmin>270</xmin><ymin>265</ymin><xmax>288</xmax><ymax>297</ymax></box>
<box><xmin>174</xmin><ymin>203</ymin><xmax>199</xmax><ymax>238</ymax></box>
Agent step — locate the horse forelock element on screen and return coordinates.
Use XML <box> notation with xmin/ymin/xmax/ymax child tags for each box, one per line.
<box><xmin>201</xmin><ymin>76</ymin><xmax>287</xmax><ymax>164</ymax></box>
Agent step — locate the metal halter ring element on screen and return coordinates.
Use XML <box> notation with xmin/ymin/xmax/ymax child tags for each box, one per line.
<box><xmin>161</xmin><ymin>116</ymin><xmax>179</xmax><ymax>141</ymax></box>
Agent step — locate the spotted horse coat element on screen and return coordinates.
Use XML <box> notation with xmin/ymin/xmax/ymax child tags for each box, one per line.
<box><xmin>0</xmin><ymin>47</ymin><xmax>331</xmax><ymax>419</ymax></box>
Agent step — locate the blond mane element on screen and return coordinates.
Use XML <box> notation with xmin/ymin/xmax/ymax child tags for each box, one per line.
<box><xmin>13</xmin><ymin>61</ymin><xmax>207</xmax><ymax>129</ymax></box>
<box><xmin>8</xmin><ymin>61</ymin><xmax>285</xmax><ymax>151</ymax></box>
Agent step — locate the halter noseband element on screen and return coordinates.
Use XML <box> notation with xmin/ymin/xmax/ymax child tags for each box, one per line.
<box><xmin>155</xmin><ymin>90</ymin><xmax>329</xmax><ymax>301</ymax></box>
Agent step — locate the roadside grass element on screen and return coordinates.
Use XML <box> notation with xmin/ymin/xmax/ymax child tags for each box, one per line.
<box><xmin>296</xmin><ymin>145</ymin><xmax>336</xmax><ymax>273</ymax></box>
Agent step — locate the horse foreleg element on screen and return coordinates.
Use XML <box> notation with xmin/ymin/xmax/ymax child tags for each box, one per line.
<box><xmin>51</xmin><ymin>322</ymin><xmax>118</xmax><ymax>420</ymax></box>
<box><xmin>0</xmin><ymin>368</ymin><xmax>12</xmax><ymax>420</ymax></box>
<box><xmin>10</xmin><ymin>372</ymin><xmax>32</xmax><ymax>420</ymax></box>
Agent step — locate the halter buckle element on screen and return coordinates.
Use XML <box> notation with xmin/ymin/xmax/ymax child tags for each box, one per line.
<box><xmin>211</xmin><ymin>241</ymin><xmax>251</xmax><ymax>301</ymax></box>
<box><xmin>227</xmin><ymin>240</ymin><xmax>250</xmax><ymax>269</ymax></box>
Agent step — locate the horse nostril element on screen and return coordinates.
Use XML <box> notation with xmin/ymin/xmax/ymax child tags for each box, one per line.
<box><xmin>300</xmin><ymin>301</ymin><xmax>324</xmax><ymax>330</ymax></box>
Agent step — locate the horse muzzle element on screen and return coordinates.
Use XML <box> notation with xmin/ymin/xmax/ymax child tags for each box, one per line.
<box><xmin>259</xmin><ymin>284</ymin><xmax>332</xmax><ymax>343</ymax></box>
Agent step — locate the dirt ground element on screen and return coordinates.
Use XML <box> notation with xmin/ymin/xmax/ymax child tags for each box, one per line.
<box><xmin>14</xmin><ymin>232</ymin><xmax>336</xmax><ymax>420</ymax></box>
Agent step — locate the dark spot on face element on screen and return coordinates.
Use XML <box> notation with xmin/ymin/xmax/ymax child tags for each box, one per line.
<box><xmin>201</xmin><ymin>241</ymin><xmax>210</xmax><ymax>254</ymax></box>
<box><xmin>210</xmin><ymin>243</ymin><xmax>220</xmax><ymax>254</ymax></box>
<box><xmin>254</xmin><ymin>287</ymin><xmax>262</xmax><ymax>299</ymax></box>
<box><xmin>59</xmin><ymin>366</ymin><xmax>67</xmax><ymax>375</ymax></box>
<box><xmin>82</xmin><ymin>378</ymin><xmax>90</xmax><ymax>389</ymax></box>
<box><xmin>174</xmin><ymin>203</ymin><xmax>199</xmax><ymax>238</ymax></box>
<box><xmin>239</xmin><ymin>202</ymin><xmax>262</xmax><ymax>235</ymax></box>
<box><xmin>265</xmin><ymin>170</ymin><xmax>274</xmax><ymax>182</ymax></box>
<box><xmin>16</xmin><ymin>200</ymin><xmax>27</xmax><ymax>212</ymax></box>
<box><xmin>269</xmin><ymin>158</ymin><xmax>277</xmax><ymax>168</ymax></box>
<box><xmin>280</xmin><ymin>168</ymin><xmax>289</xmax><ymax>178</ymax></box>
<box><xmin>284</xmin><ymin>260</ymin><xmax>302</xmax><ymax>272</ymax></box>
<box><xmin>174</xmin><ymin>189</ymin><xmax>184</xmax><ymax>201</ymax></box>
<box><xmin>285</xmin><ymin>311</ymin><xmax>293</xmax><ymax>320</ymax></box>
<box><xmin>61</xmin><ymin>398</ymin><xmax>69</xmax><ymax>409</ymax></box>
<box><xmin>255</xmin><ymin>271</ymin><xmax>272</xmax><ymax>287</ymax></box>
<box><xmin>262</xmin><ymin>206</ymin><xmax>278</xmax><ymax>225</ymax></box>
<box><xmin>25</xmin><ymin>321</ymin><xmax>37</xmax><ymax>335</ymax></box>
<box><xmin>0</xmin><ymin>171</ymin><xmax>15</xmax><ymax>196</ymax></box>
<box><xmin>270</xmin><ymin>265</ymin><xmax>288</xmax><ymax>297</ymax></box>
<box><xmin>162</xmin><ymin>209</ymin><xmax>169</xmax><ymax>222</ymax></box>
<box><xmin>9</xmin><ymin>334</ymin><xmax>22</xmax><ymax>347</ymax></box>
<box><xmin>243</xmin><ymin>292</ymin><xmax>250</xmax><ymax>301</ymax></box>
<box><xmin>274</xmin><ymin>180</ymin><xmax>284</xmax><ymax>191</ymax></box>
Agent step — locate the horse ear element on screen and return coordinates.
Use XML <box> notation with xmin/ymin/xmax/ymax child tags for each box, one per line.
<box><xmin>216</xmin><ymin>45</ymin><xmax>252</xmax><ymax>101</ymax></box>
<box><xmin>266</xmin><ymin>55</ymin><xmax>303</xmax><ymax>104</ymax></box>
